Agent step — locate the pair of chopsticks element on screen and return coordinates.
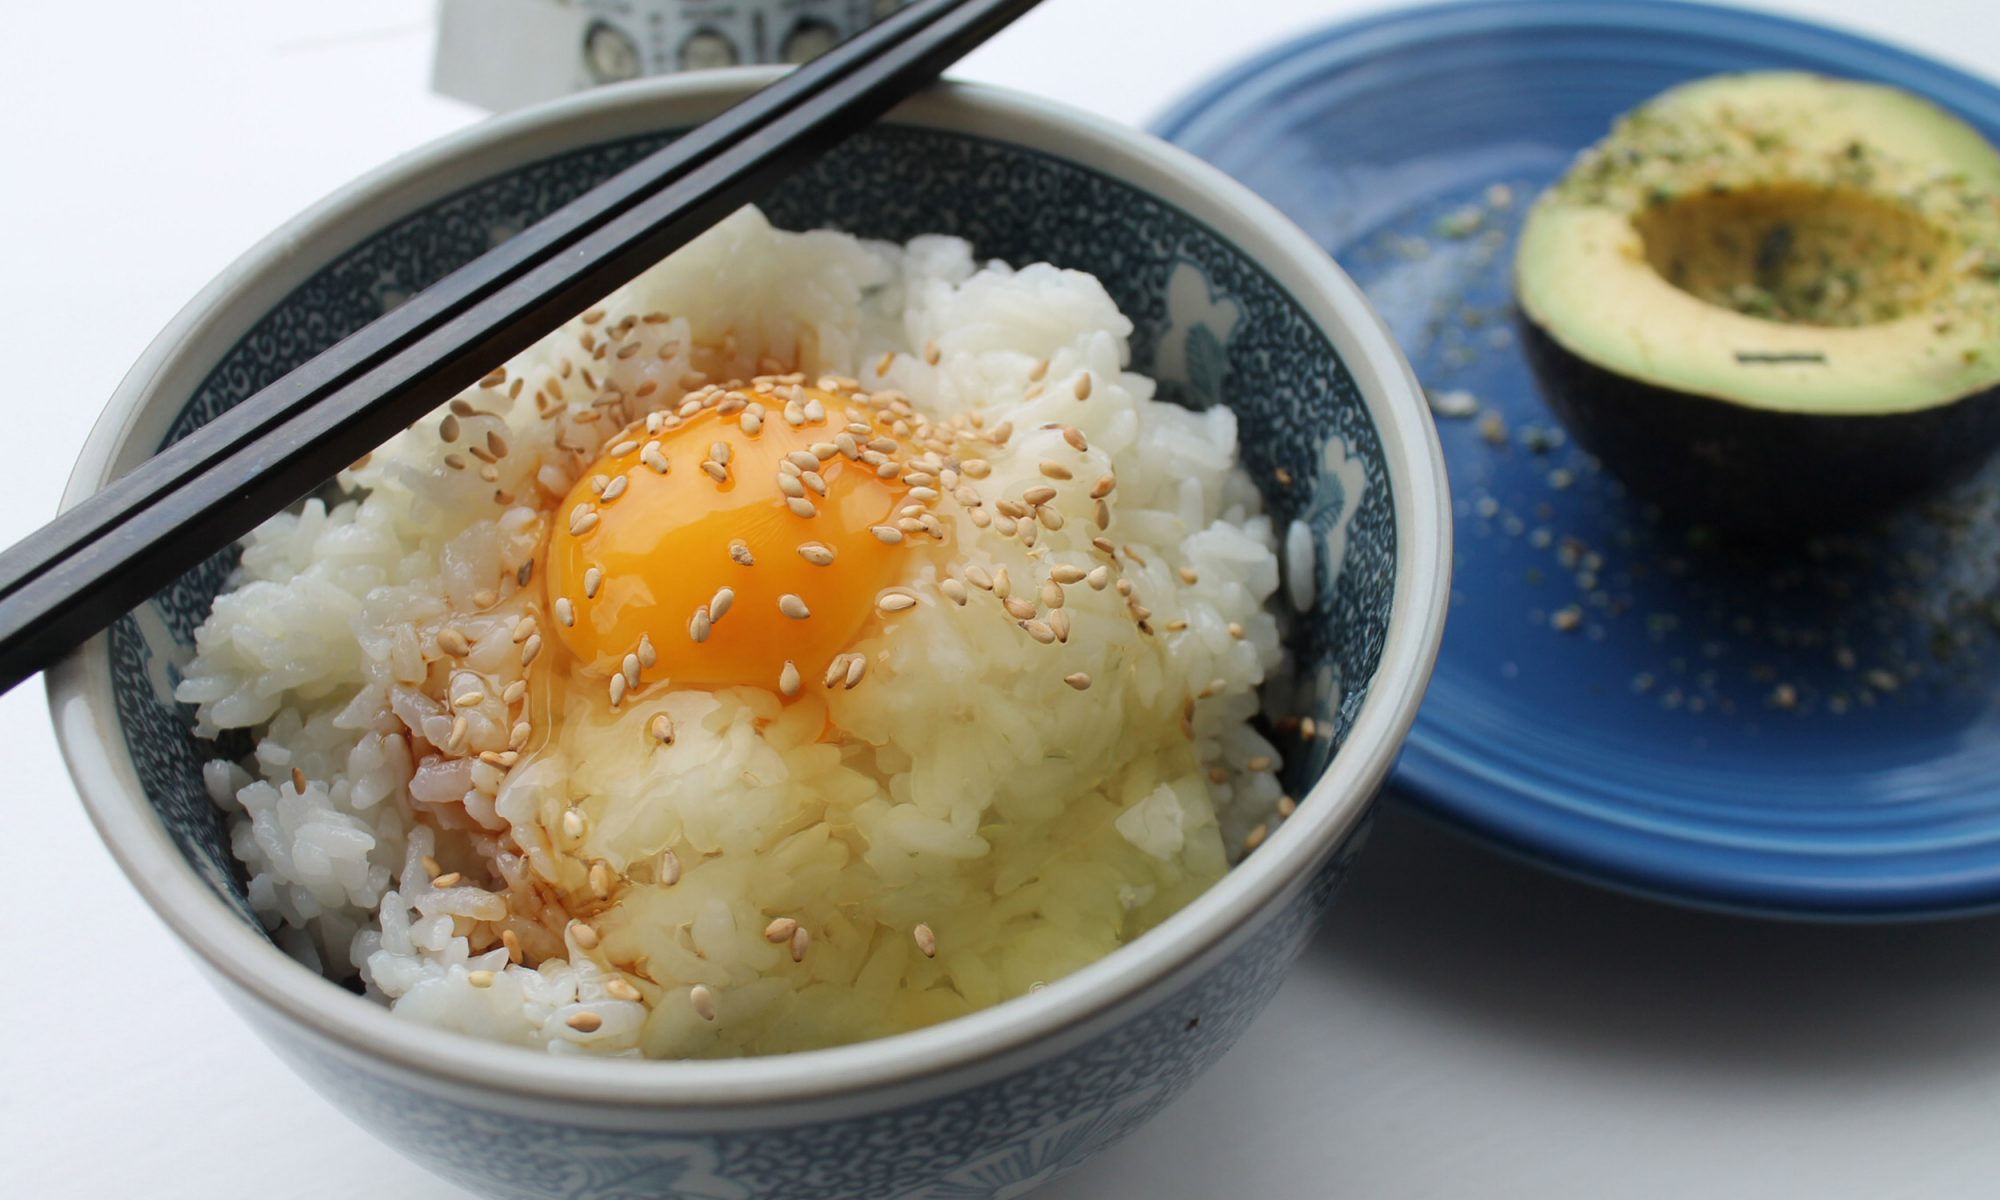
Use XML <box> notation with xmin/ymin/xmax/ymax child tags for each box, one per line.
<box><xmin>0</xmin><ymin>0</ymin><xmax>1042</xmax><ymax>696</ymax></box>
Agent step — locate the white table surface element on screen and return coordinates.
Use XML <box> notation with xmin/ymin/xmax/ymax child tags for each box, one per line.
<box><xmin>8</xmin><ymin>2</ymin><xmax>2000</xmax><ymax>1196</ymax></box>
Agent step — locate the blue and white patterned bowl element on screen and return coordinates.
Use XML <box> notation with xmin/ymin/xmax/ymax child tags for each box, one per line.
<box><xmin>47</xmin><ymin>71</ymin><xmax>1448</xmax><ymax>1199</ymax></box>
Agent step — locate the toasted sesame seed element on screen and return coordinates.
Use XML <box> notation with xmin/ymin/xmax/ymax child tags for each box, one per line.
<box><xmin>764</xmin><ymin>917</ymin><xmax>799</xmax><ymax>943</ymax></box>
<box><xmin>1021</xmin><ymin>619</ymin><xmax>1056</xmax><ymax>644</ymax></box>
<box><xmin>940</xmin><ymin>578</ymin><xmax>968</xmax><ymax>606</ymax></box>
<box><xmin>993</xmin><ymin>566</ymin><xmax>1012</xmax><ymax>598</ymax></box>
<box><xmin>439</xmin><ymin>414</ymin><xmax>461</xmax><ymax>443</ymax></box>
<box><xmin>990</xmin><ymin>422</ymin><xmax>1013</xmax><ymax>446</ymax></box>
<box><xmin>566</xmin><ymin>1011</ymin><xmax>603</xmax><ymax>1034</ymax></box>
<box><xmin>501</xmin><ymin>929</ymin><xmax>523</xmax><ymax>963</ymax></box>
<box><xmin>965</xmin><ymin>565</ymin><xmax>994</xmax><ymax>590</ymax></box>
<box><xmin>1049</xmin><ymin>609</ymin><xmax>1072</xmax><ymax>642</ymax></box>
<box><xmin>1228</xmin><ymin>622</ymin><xmax>1246</xmax><ymax>639</ymax></box>
<box><xmin>690</xmin><ymin>984</ymin><xmax>717</xmax><ymax>1021</ymax></box>
<box><xmin>1048</xmin><ymin>566</ymin><xmax>1085</xmax><ymax>585</ymax></box>
<box><xmin>605</xmin><ymin>978</ymin><xmax>643</xmax><ymax>1003</ymax></box>
<box><xmin>1178</xmin><ymin>566</ymin><xmax>1201</xmax><ymax>585</ymax></box>
<box><xmin>555</xmin><ymin>597</ymin><xmax>576</xmax><ymax>627</ymax></box>
<box><xmin>914</xmin><ymin>923</ymin><xmax>938</xmax><ymax>958</ymax></box>
<box><xmin>787</xmin><ymin>496</ymin><xmax>818</xmax><ymax>519</ymax></box>
<box><xmin>1037</xmin><ymin>507</ymin><xmax>1064</xmax><ymax>531</ymax></box>
<box><xmin>1062</xmin><ymin>426</ymin><xmax>1089</xmax><ymax>452</ymax></box>
<box><xmin>450</xmin><ymin>398</ymin><xmax>479</xmax><ymax>417</ymax></box>
<box><xmin>1041</xmin><ymin>581</ymin><xmax>1065</xmax><ymax>609</ymax></box>
<box><xmin>790</xmin><ymin>926</ymin><xmax>810</xmax><ymax>961</ymax></box>
<box><xmin>876</xmin><ymin>350</ymin><xmax>897</xmax><ymax>376</ymax></box>
<box><xmin>961</xmin><ymin>458</ymin><xmax>992</xmax><ymax>479</ymax></box>
<box><xmin>1023</xmin><ymin>485</ymin><xmax>1058</xmax><ymax>506</ymax></box>
<box><xmin>1244</xmin><ymin>824</ymin><xmax>1270</xmax><ymax>851</ymax></box>
<box><xmin>571</xmin><ymin>921</ymin><xmax>600</xmax><ymax>950</ymax></box>
<box><xmin>290</xmin><ymin>766</ymin><xmax>308</xmax><ymax>794</ymax></box>
<box><xmin>1094</xmin><ymin>499</ymin><xmax>1110</xmax><ymax>529</ymax></box>
<box><xmin>878</xmin><ymin>592</ymin><xmax>918</xmax><ymax>613</ymax></box>
<box><xmin>1064</xmin><ymin>672</ymin><xmax>1091</xmax><ymax>691</ymax></box>
<box><xmin>779</xmin><ymin>594</ymin><xmax>811</xmax><ymax>620</ymax></box>
<box><xmin>870</xmin><ymin>525</ymin><xmax>905</xmax><ymax>545</ymax></box>
<box><xmin>437</xmin><ymin>627</ymin><xmax>471</xmax><ymax>657</ymax></box>
<box><xmin>453</xmin><ymin>690</ymin><xmax>485</xmax><ymax>709</ymax></box>
<box><xmin>729</xmin><ymin>539</ymin><xmax>755</xmax><ymax>566</ymax></box>
<box><xmin>797</xmin><ymin>542</ymin><xmax>836</xmax><ymax>566</ymax></box>
<box><xmin>1074</xmin><ymin>373</ymin><xmax>1093</xmax><ymax>400</ymax></box>
<box><xmin>710</xmin><ymin>587</ymin><xmax>735</xmax><ymax>623</ymax></box>
<box><xmin>1091</xmin><ymin>474</ymin><xmax>1116</xmax><ymax>500</ymax></box>
<box><xmin>1039</xmin><ymin>462</ymin><xmax>1073</xmax><ymax>481</ymax></box>
<box><xmin>468</xmin><ymin>968</ymin><xmax>494</xmax><ymax>988</ymax></box>
<box><xmin>589</xmin><ymin>862</ymin><xmax>612</xmax><ymax>899</ymax></box>
<box><xmin>779</xmin><ymin>660</ymin><xmax>802</xmax><ymax>697</ymax></box>
<box><xmin>924</xmin><ymin>338</ymin><xmax>942</xmax><ymax>365</ymax></box>
<box><xmin>1004</xmin><ymin>596</ymin><xmax>1037</xmax><ymax>621</ymax></box>
<box><xmin>584</xmin><ymin>566</ymin><xmax>603</xmax><ymax>599</ymax></box>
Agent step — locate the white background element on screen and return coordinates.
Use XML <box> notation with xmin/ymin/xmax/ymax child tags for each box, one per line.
<box><xmin>6</xmin><ymin>1</ymin><xmax>2000</xmax><ymax>1196</ymax></box>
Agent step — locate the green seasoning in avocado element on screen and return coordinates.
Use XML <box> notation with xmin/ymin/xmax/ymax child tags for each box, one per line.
<box><xmin>1514</xmin><ymin>72</ymin><xmax>2000</xmax><ymax>534</ymax></box>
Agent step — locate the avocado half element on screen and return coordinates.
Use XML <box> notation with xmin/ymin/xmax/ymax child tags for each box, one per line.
<box><xmin>1515</xmin><ymin>72</ymin><xmax>2000</xmax><ymax>534</ymax></box>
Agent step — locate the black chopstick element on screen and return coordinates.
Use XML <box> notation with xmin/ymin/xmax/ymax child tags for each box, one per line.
<box><xmin>0</xmin><ymin>0</ymin><xmax>1041</xmax><ymax>695</ymax></box>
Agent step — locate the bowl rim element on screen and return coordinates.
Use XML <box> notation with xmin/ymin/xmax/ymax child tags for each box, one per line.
<box><xmin>47</xmin><ymin>68</ymin><xmax>1450</xmax><ymax>1110</ymax></box>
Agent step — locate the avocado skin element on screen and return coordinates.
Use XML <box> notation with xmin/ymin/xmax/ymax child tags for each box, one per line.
<box><xmin>1519</xmin><ymin>312</ymin><xmax>2000</xmax><ymax>538</ymax></box>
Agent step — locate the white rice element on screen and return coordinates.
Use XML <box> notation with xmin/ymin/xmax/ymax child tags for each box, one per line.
<box><xmin>177</xmin><ymin>208</ymin><xmax>1290</xmax><ymax>1058</ymax></box>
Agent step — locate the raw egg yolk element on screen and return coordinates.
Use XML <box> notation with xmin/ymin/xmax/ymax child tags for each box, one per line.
<box><xmin>545</xmin><ymin>383</ymin><xmax>921</xmax><ymax>695</ymax></box>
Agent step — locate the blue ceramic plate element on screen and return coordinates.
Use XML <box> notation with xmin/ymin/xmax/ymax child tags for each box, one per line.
<box><xmin>1157</xmin><ymin>0</ymin><xmax>2000</xmax><ymax>918</ymax></box>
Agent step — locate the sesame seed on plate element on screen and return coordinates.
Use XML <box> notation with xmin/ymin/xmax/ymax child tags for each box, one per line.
<box><xmin>870</xmin><ymin>525</ymin><xmax>904</xmax><ymax>545</ymax></box>
<box><xmin>468</xmin><ymin>969</ymin><xmax>494</xmax><ymax>988</ymax></box>
<box><xmin>502</xmin><ymin>929</ymin><xmax>523</xmax><ymax>963</ymax></box>
<box><xmin>1021</xmin><ymin>620</ymin><xmax>1056</xmax><ymax>645</ymax></box>
<box><xmin>567</xmin><ymin>1012</ymin><xmax>604</xmax><ymax>1034</ymax></box>
<box><xmin>1074</xmin><ymin>373</ymin><xmax>1093</xmax><ymax>400</ymax></box>
<box><xmin>878</xmin><ymin>592</ymin><xmax>918</xmax><ymax>613</ymax></box>
<box><xmin>913</xmin><ymin>923</ymin><xmax>938</xmax><ymax>958</ymax></box>
<box><xmin>605</xmin><ymin>978</ymin><xmax>643</xmax><ymax>1003</ymax></box>
<box><xmin>1090</xmin><ymin>474</ymin><xmax>1116</xmax><ymax>499</ymax></box>
<box><xmin>787</xmin><ymin>496</ymin><xmax>819</xmax><ymax>519</ymax></box>
<box><xmin>1064</xmin><ymin>672</ymin><xmax>1091</xmax><ymax>691</ymax></box>
<box><xmin>1050</xmin><ymin>566</ymin><xmax>1086</xmax><ymax>584</ymax></box>
<box><xmin>790</xmin><ymin>927</ymin><xmax>810</xmax><ymax>962</ymax></box>
<box><xmin>570</xmin><ymin>921</ymin><xmax>600</xmax><ymax>950</ymax></box>
<box><xmin>710</xmin><ymin>587</ymin><xmax>735</xmax><ymax>622</ymax></box>
<box><xmin>437</xmin><ymin>627</ymin><xmax>471</xmax><ymax>657</ymax></box>
<box><xmin>844</xmin><ymin>656</ymin><xmax>867</xmax><ymax>688</ymax></box>
<box><xmin>940</xmin><ymin>578</ymin><xmax>968</xmax><ymax>606</ymax></box>
<box><xmin>1039</xmin><ymin>462</ymin><xmax>1073</xmax><ymax>481</ymax></box>
<box><xmin>1062</xmin><ymin>427</ymin><xmax>1088</xmax><ymax>452</ymax></box>
<box><xmin>797</xmin><ymin>542</ymin><xmax>836</xmax><ymax>566</ymax></box>
<box><xmin>778</xmin><ymin>594</ymin><xmax>811</xmax><ymax>620</ymax></box>
<box><xmin>764</xmin><ymin>917</ymin><xmax>799</xmax><ymax>943</ymax></box>
<box><xmin>689</xmin><ymin>606</ymin><xmax>712</xmax><ymax>643</ymax></box>
<box><xmin>290</xmin><ymin>767</ymin><xmax>308</xmax><ymax>794</ymax></box>
<box><xmin>1048</xmin><ymin>610</ymin><xmax>1072</xmax><ymax>643</ymax></box>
